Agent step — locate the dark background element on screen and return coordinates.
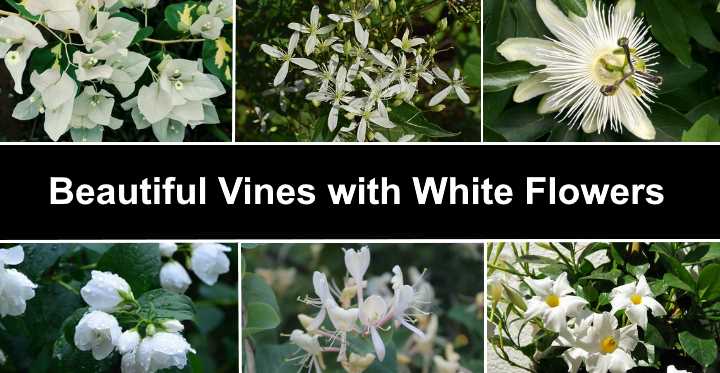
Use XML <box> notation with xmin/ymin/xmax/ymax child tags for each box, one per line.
<box><xmin>0</xmin><ymin>144</ymin><xmax>714</xmax><ymax>239</ymax></box>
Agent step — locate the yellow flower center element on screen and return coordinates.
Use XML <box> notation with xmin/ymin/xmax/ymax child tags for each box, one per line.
<box><xmin>600</xmin><ymin>336</ymin><xmax>618</xmax><ymax>353</ymax></box>
<box><xmin>592</xmin><ymin>49</ymin><xmax>625</xmax><ymax>85</ymax></box>
<box><xmin>631</xmin><ymin>294</ymin><xmax>643</xmax><ymax>305</ymax></box>
<box><xmin>545</xmin><ymin>294</ymin><xmax>560</xmax><ymax>308</ymax></box>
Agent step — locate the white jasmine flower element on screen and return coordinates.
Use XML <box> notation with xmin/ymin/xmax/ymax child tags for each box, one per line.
<box><xmin>106</xmin><ymin>51</ymin><xmax>151</xmax><ymax>98</ymax></box>
<box><xmin>160</xmin><ymin>261</ymin><xmax>192</xmax><ymax>294</ymax></box>
<box><xmin>524</xmin><ymin>272</ymin><xmax>588</xmax><ymax>332</ymax></box>
<box><xmin>359</xmin><ymin>295</ymin><xmax>389</xmax><ymax>361</ymax></box>
<box><xmin>289</xmin><ymin>329</ymin><xmax>325</xmax><ymax>373</ymax></box>
<box><xmin>131</xmin><ymin>332</ymin><xmax>196</xmax><ymax>372</ymax></box>
<box><xmin>189</xmin><ymin>243</ymin><xmax>231</xmax><ymax>285</ymax></box>
<box><xmin>577</xmin><ymin>312</ymin><xmax>639</xmax><ymax>373</ymax></box>
<box><xmin>429</xmin><ymin>67</ymin><xmax>469</xmax><ymax>106</ymax></box>
<box><xmin>161</xmin><ymin>320</ymin><xmax>185</xmax><ymax>333</ymax></box>
<box><xmin>261</xmin><ymin>32</ymin><xmax>319</xmax><ymax>86</ymax></box>
<box><xmin>190</xmin><ymin>14</ymin><xmax>224</xmax><ymax>40</ymax></box>
<box><xmin>158</xmin><ymin>242</ymin><xmax>178</xmax><ymax>258</ymax></box>
<box><xmin>74</xmin><ymin>310</ymin><xmax>122</xmax><ymax>360</ymax></box>
<box><xmin>667</xmin><ymin>365</ymin><xmax>691</xmax><ymax>373</ymax></box>
<box><xmin>328</xmin><ymin>3</ymin><xmax>374</xmax><ymax>47</ymax></box>
<box><xmin>610</xmin><ymin>274</ymin><xmax>666</xmax><ymax>330</ymax></box>
<box><xmin>289</xmin><ymin>5</ymin><xmax>335</xmax><ymax>55</ymax></box>
<box><xmin>0</xmin><ymin>246</ymin><xmax>37</xmax><ymax>317</ymax></box>
<box><xmin>118</xmin><ymin>329</ymin><xmax>141</xmax><ymax>355</ymax></box>
<box><xmin>0</xmin><ymin>16</ymin><xmax>47</xmax><ymax>94</ymax></box>
<box><xmin>497</xmin><ymin>0</ymin><xmax>660</xmax><ymax>139</ymax></box>
<box><xmin>390</xmin><ymin>28</ymin><xmax>426</xmax><ymax>53</ymax></box>
<box><xmin>24</xmin><ymin>0</ymin><xmax>80</xmax><ymax>31</ymax></box>
<box><xmin>81</xmin><ymin>270</ymin><xmax>134</xmax><ymax>312</ymax></box>
<box><xmin>344</xmin><ymin>246</ymin><xmax>371</xmax><ymax>284</ymax></box>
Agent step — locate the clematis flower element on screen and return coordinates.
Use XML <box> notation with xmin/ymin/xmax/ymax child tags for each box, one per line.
<box><xmin>189</xmin><ymin>243</ymin><xmax>231</xmax><ymax>285</ymax></box>
<box><xmin>609</xmin><ymin>274</ymin><xmax>666</xmax><ymax>330</ymax></box>
<box><xmin>341</xmin><ymin>98</ymin><xmax>396</xmax><ymax>142</ymax></box>
<box><xmin>524</xmin><ymin>272</ymin><xmax>588</xmax><ymax>332</ymax></box>
<box><xmin>289</xmin><ymin>5</ymin><xmax>335</xmax><ymax>55</ymax></box>
<box><xmin>261</xmin><ymin>32</ymin><xmax>319</xmax><ymax>86</ymax></box>
<box><xmin>328</xmin><ymin>3</ymin><xmax>374</xmax><ymax>48</ymax></box>
<box><xmin>24</xmin><ymin>0</ymin><xmax>80</xmax><ymax>31</ymax></box>
<box><xmin>359</xmin><ymin>295</ymin><xmax>389</xmax><ymax>361</ymax></box>
<box><xmin>160</xmin><ymin>261</ymin><xmax>193</xmax><ymax>294</ymax></box>
<box><xmin>429</xmin><ymin>67</ymin><xmax>470</xmax><ymax>106</ymax></box>
<box><xmin>0</xmin><ymin>246</ymin><xmax>38</xmax><ymax>317</ymax></box>
<box><xmin>497</xmin><ymin>0</ymin><xmax>660</xmax><ymax>140</ymax></box>
<box><xmin>305</xmin><ymin>64</ymin><xmax>354</xmax><ymax>131</ymax></box>
<box><xmin>289</xmin><ymin>329</ymin><xmax>326</xmax><ymax>373</ymax></box>
<box><xmin>74</xmin><ymin>310</ymin><xmax>122</xmax><ymax>360</ymax></box>
<box><xmin>390</xmin><ymin>28</ymin><xmax>426</xmax><ymax>54</ymax></box>
<box><xmin>81</xmin><ymin>270</ymin><xmax>134</xmax><ymax>312</ymax></box>
<box><xmin>0</xmin><ymin>16</ymin><xmax>47</xmax><ymax>94</ymax></box>
<box><xmin>576</xmin><ymin>312</ymin><xmax>639</xmax><ymax>373</ymax></box>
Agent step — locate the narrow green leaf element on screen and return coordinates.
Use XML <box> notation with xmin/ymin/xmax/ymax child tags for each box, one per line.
<box><xmin>580</xmin><ymin>269</ymin><xmax>623</xmax><ymax>285</ymax></box>
<box><xmin>676</xmin><ymin>1</ymin><xmax>720</xmax><ymax>52</ymax></box>
<box><xmin>662</xmin><ymin>273</ymin><xmax>695</xmax><ymax>294</ymax></box>
<box><xmin>388</xmin><ymin>103</ymin><xmax>458</xmax><ymax>138</ymax></box>
<box><xmin>639</xmin><ymin>0</ymin><xmax>692</xmax><ymax>66</ymax></box>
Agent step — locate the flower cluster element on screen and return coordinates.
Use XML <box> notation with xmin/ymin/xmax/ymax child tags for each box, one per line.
<box><xmin>159</xmin><ymin>242</ymin><xmax>232</xmax><ymax>294</ymax></box>
<box><xmin>0</xmin><ymin>245</ymin><xmax>37</xmax><ymax>318</ymax></box>
<box><xmin>289</xmin><ymin>246</ymin><xmax>430</xmax><ymax>372</ymax></box>
<box><xmin>260</xmin><ymin>4</ymin><xmax>471</xmax><ymax>142</ymax></box>
<box><xmin>74</xmin><ymin>270</ymin><xmax>195</xmax><ymax>372</ymax></box>
<box><xmin>1</xmin><ymin>0</ymin><xmax>230</xmax><ymax>142</ymax></box>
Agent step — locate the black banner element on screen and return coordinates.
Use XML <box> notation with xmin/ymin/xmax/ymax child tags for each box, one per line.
<box><xmin>0</xmin><ymin>144</ymin><xmax>715</xmax><ymax>239</ymax></box>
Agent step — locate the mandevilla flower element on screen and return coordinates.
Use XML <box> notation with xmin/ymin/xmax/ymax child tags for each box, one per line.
<box><xmin>497</xmin><ymin>0</ymin><xmax>660</xmax><ymax>139</ymax></box>
<box><xmin>160</xmin><ymin>261</ymin><xmax>193</xmax><ymax>294</ymax></box>
<box><xmin>81</xmin><ymin>270</ymin><xmax>134</xmax><ymax>312</ymax></box>
<box><xmin>575</xmin><ymin>312</ymin><xmax>639</xmax><ymax>373</ymax></box>
<box><xmin>0</xmin><ymin>246</ymin><xmax>38</xmax><ymax>317</ymax></box>
<box><xmin>524</xmin><ymin>272</ymin><xmax>588</xmax><ymax>332</ymax></box>
<box><xmin>74</xmin><ymin>310</ymin><xmax>122</xmax><ymax>360</ymax></box>
<box><xmin>609</xmin><ymin>274</ymin><xmax>666</xmax><ymax>330</ymax></box>
<box><xmin>189</xmin><ymin>243</ymin><xmax>231</xmax><ymax>285</ymax></box>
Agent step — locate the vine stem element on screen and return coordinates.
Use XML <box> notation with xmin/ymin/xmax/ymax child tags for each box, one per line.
<box><xmin>243</xmin><ymin>339</ymin><xmax>256</xmax><ymax>373</ymax></box>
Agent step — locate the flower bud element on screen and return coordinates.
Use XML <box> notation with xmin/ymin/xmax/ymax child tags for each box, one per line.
<box><xmin>118</xmin><ymin>329</ymin><xmax>140</xmax><ymax>355</ymax></box>
<box><xmin>160</xmin><ymin>261</ymin><xmax>192</xmax><ymax>294</ymax></box>
<box><xmin>438</xmin><ymin>17</ymin><xmax>448</xmax><ymax>32</ymax></box>
<box><xmin>189</xmin><ymin>243</ymin><xmax>231</xmax><ymax>285</ymax></box>
<box><xmin>146</xmin><ymin>324</ymin><xmax>157</xmax><ymax>336</ymax></box>
<box><xmin>159</xmin><ymin>242</ymin><xmax>178</xmax><ymax>258</ymax></box>
<box><xmin>389</xmin><ymin>0</ymin><xmax>396</xmax><ymax>13</ymax></box>
<box><xmin>74</xmin><ymin>311</ymin><xmax>122</xmax><ymax>360</ymax></box>
<box><xmin>432</xmin><ymin>104</ymin><xmax>446</xmax><ymax>112</ymax></box>
<box><xmin>341</xmin><ymin>353</ymin><xmax>375</xmax><ymax>373</ymax></box>
<box><xmin>81</xmin><ymin>271</ymin><xmax>133</xmax><ymax>312</ymax></box>
<box><xmin>162</xmin><ymin>319</ymin><xmax>185</xmax><ymax>333</ymax></box>
<box><xmin>371</xmin><ymin>0</ymin><xmax>379</xmax><ymax>8</ymax></box>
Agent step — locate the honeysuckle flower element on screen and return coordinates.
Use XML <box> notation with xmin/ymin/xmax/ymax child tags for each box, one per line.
<box><xmin>74</xmin><ymin>51</ymin><xmax>114</xmax><ymax>82</ymax></box>
<box><xmin>132</xmin><ymin>332</ymin><xmax>196</xmax><ymax>372</ymax></box>
<box><xmin>0</xmin><ymin>16</ymin><xmax>47</xmax><ymax>94</ymax></box>
<box><xmin>391</xmin><ymin>28</ymin><xmax>426</xmax><ymax>54</ymax></box>
<box><xmin>306</xmin><ymin>271</ymin><xmax>338</xmax><ymax>330</ymax></box>
<box><xmin>667</xmin><ymin>365</ymin><xmax>691</xmax><ymax>373</ymax></box>
<box><xmin>576</xmin><ymin>312</ymin><xmax>639</xmax><ymax>373</ymax></box>
<box><xmin>497</xmin><ymin>0</ymin><xmax>660</xmax><ymax>140</ymax></box>
<box><xmin>327</xmin><ymin>305</ymin><xmax>359</xmax><ymax>332</ymax></box>
<box><xmin>84</xmin><ymin>12</ymin><xmax>139</xmax><ymax>58</ymax></box>
<box><xmin>118</xmin><ymin>329</ymin><xmax>141</xmax><ymax>355</ymax></box>
<box><xmin>289</xmin><ymin>5</ymin><xmax>335</xmax><ymax>55</ymax></box>
<box><xmin>341</xmin><ymin>353</ymin><xmax>375</xmax><ymax>373</ymax></box>
<box><xmin>328</xmin><ymin>3</ymin><xmax>373</xmax><ymax>47</ymax></box>
<box><xmin>344</xmin><ymin>246</ymin><xmax>371</xmax><ymax>284</ymax></box>
<box><xmin>74</xmin><ymin>310</ymin><xmax>122</xmax><ymax>360</ymax></box>
<box><xmin>391</xmin><ymin>284</ymin><xmax>425</xmax><ymax>338</ymax></box>
<box><xmin>105</xmin><ymin>51</ymin><xmax>151</xmax><ymax>98</ymax></box>
<box><xmin>289</xmin><ymin>329</ymin><xmax>325</xmax><ymax>373</ymax></box>
<box><xmin>359</xmin><ymin>295</ymin><xmax>389</xmax><ymax>361</ymax></box>
<box><xmin>0</xmin><ymin>246</ymin><xmax>37</xmax><ymax>317</ymax></box>
<box><xmin>433</xmin><ymin>355</ymin><xmax>460</xmax><ymax>373</ymax></box>
<box><xmin>160</xmin><ymin>261</ymin><xmax>192</xmax><ymax>294</ymax></box>
<box><xmin>429</xmin><ymin>67</ymin><xmax>470</xmax><ymax>106</ymax></box>
<box><xmin>609</xmin><ymin>274</ymin><xmax>666</xmax><ymax>330</ymax></box>
<box><xmin>390</xmin><ymin>265</ymin><xmax>403</xmax><ymax>290</ymax></box>
<box><xmin>262</xmin><ymin>32</ymin><xmax>319</xmax><ymax>86</ymax></box>
<box><xmin>525</xmin><ymin>272</ymin><xmax>588</xmax><ymax>332</ymax></box>
<box><xmin>189</xmin><ymin>243</ymin><xmax>231</xmax><ymax>285</ymax></box>
<box><xmin>190</xmin><ymin>14</ymin><xmax>224</xmax><ymax>40</ymax></box>
<box><xmin>81</xmin><ymin>270</ymin><xmax>134</xmax><ymax>312</ymax></box>
<box><xmin>159</xmin><ymin>242</ymin><xmax>178</xmax><ymax>258</ymax></box>
<box><xmin>25</xmin><ymin>0</ymin><xmax>81</xmax><ymax>31</ymax></box>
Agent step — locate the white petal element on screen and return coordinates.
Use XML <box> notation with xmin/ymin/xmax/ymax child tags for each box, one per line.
<box><xmin>537</xmin><ymin>93</ymin><xmax>562</xmax><ymax>114</ymax></box>
<box><xmin>619</xmin><ymin>102</ymin><xmax>656</xmax><ymax>140</ymax></box>
<box><xmin>525</xmin><ymin>277</ymin><xmax>554</xmax><ymax>297</ymax></box>
<box><xmin>369</xmin><ymin>48</ymin><xmax>395</xmax><ymax>69</ymax></box>
<box><xmin>310</xmin><ymin>5</ymin><xmax>320</xmax><ymax>26</ymax></box>
<box><xmin>305</xmin><ymin>35</ymin><xmax>318</xmax><ymax>55</ymax></box>
<box><xmin>370</xmin><ymin>327</ymin><xmax>385</xmax><ymax>361</ymax></box>
<box><xmin>635</xmin><ymin>275</ymin><xmax>652</xmax><ymax>296</ymax></box>
<box><xmin>544</xmin><ymin>306</ymin><xmax>568</xmax><ymax>332</ymax></box>
<box><xmin>524</xmin><ymin>298</ymin><xmax>549</xmax><ymax>319</ymax></box>
<box><xmin>328</xmin><ymin>105</ymin><xmax>339</xmax><ymax>131</ymax></box>
<box><xmin>291</xmin><ymin>58</ymin><xmax>318</xmax><ymax>70</ymax></box>
<box><xmin>614</xmin><ymin>0</ymin><xmax>636</xmax><ymax>19</ymax></box>
<box><xmin>428</xmin><ymin>85</ymin><xmax>452</xmax><ymax>106</ymax></box>
<box><xmin>582</xmin><ymin>118</ymin><xmax>599</xmax><ymax>134</ymax></box>
<box><xmin>497</xmin><ymin>38</ymin><xmax>553</xmax><ymax>66</ymax></box>
<box><xmin>288</xmin><ymin>32</ymin><xmax>300</xmax><ymax>53</ymax></box>
<box><xmin>536</xmin><ymin>0</ymin><xmax>577</xmax><ymax>40</ymax></box>
<box><xmin>454</xmin><ymin>85</ymin><xmax>470</xmax><ymax>104</ymax></box>
<box><xmin>260</xmin><ymin>44</ymin><xmax>283</xmax><ymax>59</ymax></box>
<box><xmin>369</xmin><ymin>112</ymin><xmax>395</xmax><ymax>128</ymax></box>
<box><xmin>287</xmin><ymin>22</ymin><xmax>307</xmax><ymax>32</ymax></box>
<box><xmin>431</xmin><ymin>66</ymin><xmax>450</xmax><ymax>82</ymax></box>
<box><xmin>357</xmin><ymin>118</ymin><xmax>367</xmax><ymax>142</ymax></box>
<box><xmin>642</xmin><ymin>297</ymin><xmax>666</xmax><ymax>317</ymax></box>
<box><xmin>626</xmin><ymin>304</ymin><xmax>648</xmax><ymax>329</ymax></box>
<box><xmin>513</xmin><ymin>73</ymin><xmax>552</xmax><ymax>103</ymax></box>
<box><xmin>274</xmin><ymin>61</ymin><xmax>290</xmax><ymax>86</ymax></box>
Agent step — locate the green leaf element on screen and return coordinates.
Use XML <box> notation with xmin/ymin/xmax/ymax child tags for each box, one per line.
<box><xmin>132</xmin><ymin>26</ymin><xmax>154</xmax><ymax>44</ymax></box>
<box><xmin>15</xmin><ymin>244</ymin><xmax>72</xmax><ymax>282</ymax></box>
<box><xmin>552</xmin><ymin>0</ymin><xmax>587</xmax><ymax>17</ymax></box>
<box><xmin>202</xmin><ymin>37</ymin><xmax>232</xmax><ymax>86</ymax></box>
<box><xmin>683</xmin><ymin>244</ymin><xmax>720</xmax><ymax>264</ymax></box>
<box><xmin>676</xmin><ymin>1</ymin><xmax>720</xmax><ymax>52</ymax></box>
<box><xmin>4</xmin><ymin>0</ymin><xmax>40</xmax><ymax>21</ymax></box>
<box><xmin>534</xmin><ymin>330</ymin><xmax>559</xmax><ymax>352</ymax></box>
<box><xmin>655</xmin><ymin>55</ymin><xmax>707</xmax><ymax>95</ymax></box>
<box><xmin>22</xmin><ymin>283</ymin><xmax>84</xmax><ymax>347</ymax></box>
<box><xmin>195</xmin><ymin>304</ymin><xmax>224</xmax><ymax>334</ymax></box>
<box><xmin>486</xmin><ymin>104</ymin><xmax>560</xmax><ymax>141</ymax></box>
<box><xmin>697</xmin><ymin>264</ymin><xmax>720</xmax><ymax>301</ymax></box>
<box><xmin>464</xmin><ymin>53</ymin><xmax>481</xmax><ymax>88</ymax></box>
<box><xmin>662</xmin><ymin>273</ymin><xmax>695</xmax><ymax>294</ymax></box>
<box><xmin>651</xmin><ymin>244</ymin><xmax>697</xmax><ymax>289</ymax></box>
<box><xmin>678</xmin><ymin>325</ymin><xmax>718</xmax><ymax>367</ymax></box>
<box><xmin>687</xmin><ymin>97</ymin><xmax>720</xmax><ymax>123</ymax></box>
<box><xmin>388</xmin><ymin>103</ymin><xmax>458</xmax><ymax>138</ymax></box>
<box><xmin>644</xmin><ymin>319</ymin><xmax>675</xmax><ymax>348</ymax></box>
<box><xmin>97</xmin><ymin>243</ymin><xmax>162</xmax><ymax>295</ymax></box>
<box><xmin>682</xmin><ymin>115</ymin><xmax>720</xmax><ymax>141</ymax></box>
<box><xmin>580</xmin><ymin>269</ymin><xmax>622</xmax><ymax>285</ymax></box>
<box><xmin>137</xmin><ymin>289</ymin><xmax>195</xmax><ymax>322</ymax></box>
<box><xmin>639</xmin><ymin>0</ymin><xmax>692</xmax><ymax>66</ymax></box>
<box><xmin>253</xmin><ymin>344</ymin><xmax>298</xmax><ymax>373</ymax></box>
<box><xmin>650</xmin><ymin>103</ymin><xmax>693</xmax><ymax>141</ymax></box>
<box><xmin>242</xmin><ymin>273</ymin><xmax>280</xmax><ymax>336</ymax></box>
<box><xmin>483</xmin><ymin>61</ymin><xmax>541</xmax><ymax>93</ymax></box>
